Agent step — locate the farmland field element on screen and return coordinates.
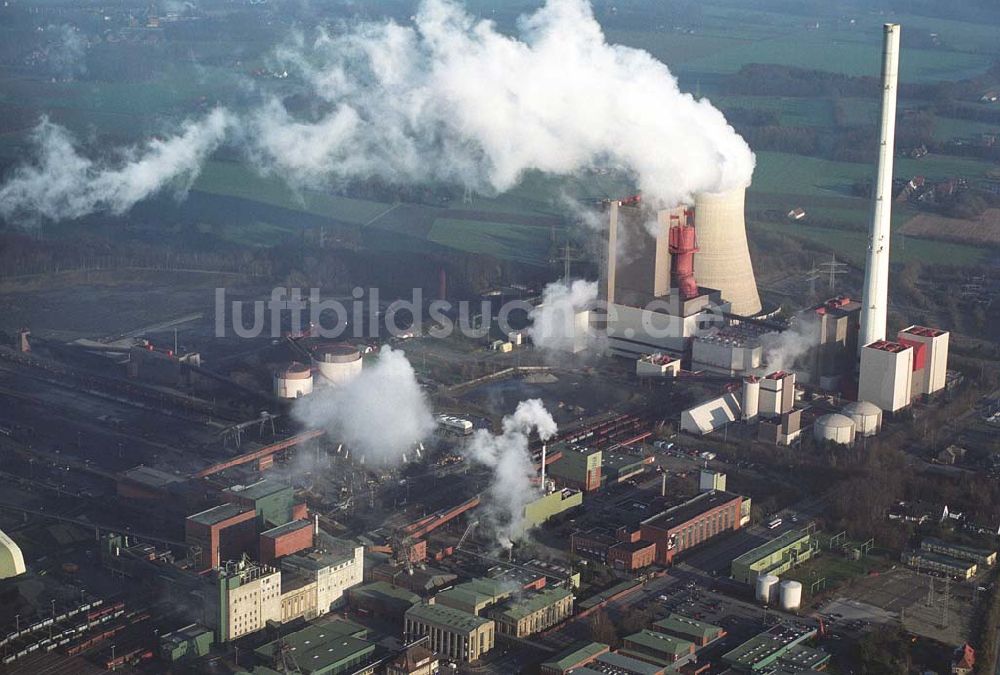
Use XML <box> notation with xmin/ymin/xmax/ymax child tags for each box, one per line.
<box><xmin>903</xmin><ymin>209</ymin><xmax>1000</xmax><ymax>246</ymax></box>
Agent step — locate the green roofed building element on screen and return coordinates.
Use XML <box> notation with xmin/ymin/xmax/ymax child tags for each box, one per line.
<box><xmin>254</xmin><ymin>621</ymin><xmax>375</xmax><ymax>675</ymax></box>
<box><xmin>731</xmin><ymin>529</ymin><xmax>815</xmax><ymax>585</ymax></box>
<box><xmin>404</xmin><ymin>603</ymin><xmax>495</xmax><ymax>663</ymax></box>
<box><xmin>347</xmin><ymin>582</ymin><xmax>420</xmax><ymax>621</ymax></box>
<box><xmin>541</xmin><ymin>641</ymin><xmax>610</xmax><ymax>675</ymax></box>
<box><xmin>722</xmin><ymin>623</ymin><xmax>821</xmax><ymax>673</ymax></box>
<box><xmin>621</xmin><ymin>629</ymin><xmax>695</xmax><ymax>665</ymax></box>
<box><xmin>490</xmin><ymin>586</ymin><xmax>574</xmax><ymax>637</ymax></box>
<box><xmin>160</xmin><ymin>623</ymin><xmax>214</xmax><ymax>663</ymax></box>
<box><xmin>435</xmin><ymin>578</ymin><xmax>513</xmax><ymax>615</ymax></box>
<box><xmin>593</xmin><ymin>652</ymin><xmax>668</xmax><ymax>675</ymax></box>
<box><xmin>650</xmin><ymin>613</ymin><xmax>725</xmax><ymax>646</ymax></box>
<box><xmin>224</xmin><ymin>479</ymin><xmax>296</xmax><ymax>529</ymax></box>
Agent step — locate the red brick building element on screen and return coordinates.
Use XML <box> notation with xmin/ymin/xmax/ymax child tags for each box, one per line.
<box><xmin>608</xmin><ymin>540</ymin><xmax>657</xmax><ymax>571</ymax></box>
<box><xmin>639</xmin><ymin>491</ymin><xmax>743</xmax><ymax>565</ymax></box>
<box><xmin>185</xmin><ymin>503</ymin><xmax>257</xmax><ymax>571</ymax></box>
<box><xmin>260</xmin><ymin>519</ymin><xmax>314</xmax><ymax>564</ymax></box>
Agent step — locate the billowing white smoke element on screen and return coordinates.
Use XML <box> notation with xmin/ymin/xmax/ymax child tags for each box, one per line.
<box><xmin>292</xmin><ymin>346</ymin><xmax>435</xmax><ymax>465</ymax></box>
<box><xmin>252</xmin><ymin>0</ymin><xmax>754</xmax><ymax>201</ymax></box>
<box><xmin>528</xmin><ymin>279</ymin><xmax>601</xmax><ymax>353</ymax></box>
<box><xmin>0</xmin><ymin>0</ymin><xmax>753</xmax><ymax>222</ymax></box>
<box><xmin>759</xmin><ymin>315</ymin><xmax>820</xmax><ymax>374</ymax></box>
<box><xmin>467</xmin><ymin>399</ymin><xmax>557</xmax><ymax>547</ymax></box>
<box><xmin>0</xmin><ymin>109</ymin><xmax>231</xmax><ymax>222</ymax></box>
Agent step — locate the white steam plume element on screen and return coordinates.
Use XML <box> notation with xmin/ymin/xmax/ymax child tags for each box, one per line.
<box><xmin>253</xmin><ymin>0</ymin><xmax>754</xmax><ymax>202</ymax></box>
<box><xmin>759</xmin><ymin>315</ymin><xmax>820</xmax><ymax>374</ymax></box>
<box><xmin>528</xmin><ymin>279</ymin><xmax>602</xmax><ymax>353</ymax></box>
<box><xmin>0</xmin><ymin>0</ymin><xmax>754</xmax><ymax>222</ymax></box>
<box><xmin>46</xmin><ymin>25</ymin><xmax>88</xmax><ymax>81</ymax></box>
<box><xmin>0</xmin><ymin>109</ymin><xmax>232</xmax><ymax>223</ymax></box>
<box><xmin>292</xmin><ymin>346</ymin><xmax>435</xmax><ymax>465</ymax></box>
<box><xmin>467</xmin><ymin>399</ymin><xmax>557</xmax><ymax>547</ymax></box>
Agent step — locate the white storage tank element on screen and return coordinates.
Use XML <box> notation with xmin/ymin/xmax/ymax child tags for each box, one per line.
<box><xmin>843</xmin><ymin>401</ymin><xmax>882</xmax><ymax>437</ymax></box>
<box><xmin>742</xmin><ymin>376</ymin><xmax>760</xmax><ymax>421</ymax></box>
<box><xmin>756</xmin><ymin>574</ymin><xmax>780</xmax><ymax>603</ymax></box>
<box><xmin>312</xmin><ymin>343</ymin><xmax>362</xmax><ymax>386</ymax></box>
<box><xmin>779</xmin><ymin>580</ymin><xmax>803</xmax><ymax>611</ymax></box>
<box><xmin>814</xmin><ymin>413</ymin><xmax>856</xmax><ymax>446</ymax></box>
<box><xmin>274</xmin><ymin>362</ymin><xmax>313</xmax><ymax>399</ymax></box>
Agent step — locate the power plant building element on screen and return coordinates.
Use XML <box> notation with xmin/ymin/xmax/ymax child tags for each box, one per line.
<box><xmin>185</xmin><ymin>503</ymin><xmax>258</xmax><ymax>571</ymax></box>
<box><xmin>547</xmin><ymin>446</ymin><xmax>603</xmax><ymax>492</ymax></box>
<box><xmin>731</xmin><ymin>529</ymin><xmax>815</xmax><ymax>585</ymax></box>
<box><xmin>680</xmin><ymin>393</ymin><xmax>741</xmax><ymax>436</ymax></box>
<box><xmin>896</xmin><ymin>325</ymin><xmax>950</xmax><ymax>397</ymax></box>
<box><xmin>801</xmin><ymin>296</ymin><xmax>861</xmax><ymax>388</ymax></box>
<box><xmin>404</xmin><ymin>603</ymin><xmax>495</xmax><ymax>663</ymax></box>
<box><xmin>639</xmin><ymin>490</ymin><xmax>744</xmax><ymax>565</ymax></box>
<box><xmin>489</xmin><ymin>586</ymin><xmax>574</xmax><ymax>638</ymax></box>
<box><xmin>209</xmin><ymin>561</ymin><xmax>282</xmax><ymax>642</ymax></box>
<box><xmin>858</xmin><ymin>340</ymin><xmax>914</xmax><ymax>413</ymax></box>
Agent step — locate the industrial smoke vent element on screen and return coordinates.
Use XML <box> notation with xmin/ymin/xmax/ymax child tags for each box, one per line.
<box><xmin>692</xmin><ymin>187</ymin><xmax>762</xmax><ymax>316</ymax></box>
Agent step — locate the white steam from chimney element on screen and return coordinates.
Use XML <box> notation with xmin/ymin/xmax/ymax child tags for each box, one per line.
<box><xmin>528</xmin><ymin>279</ymin><xmax>603</xmax><ymax>354</ymax></box>
<box><xmin>467</xmin><ymin>399</ymin><xmax>557</xmax><ymax>547</ymax></box>
<box><xmin>0</xmin><ymin>0</ymin><xmax>753</xmax><ymax>222</ymax></box>
<box><xmin>758</xmin><ymin>315</ymin><xmax>820</xmax><ymax>374</ymax></box>
<box><xmin>0</xmin><ymin>109</ymin><xmax>232</xmax><ymax>223</ymax></box>
<box><xmin>292</xmin><ymin>346</ymin><xmax>435</xmax><ymax>465</ymax></box>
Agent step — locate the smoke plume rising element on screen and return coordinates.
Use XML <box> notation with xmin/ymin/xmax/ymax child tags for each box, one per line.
<box><xmin>0</xmin><ymin>0</ymin><xmax>753</xmax><ymax>222</ymax></box>
<box><xmin>759</xmin><ymin>315</ymin><xmax>820</xmax><ymax>374</ymax></box>
<box><xmin>529</xmin><ymin>279</ymin><xmax>602</xmax><ymax>353</ymax></box>
<box><xmin>0</xmin><ymin>109</ymin><xmax>232</xmax><ymax>223</ymax></box>
<box><xmin>467</xmin><ymin>399</ymin><xmax>557</xmax><ymax>547</ymax></box>
<box><xmin>292</xmin><ymin>346</ymin><xmax>435</xmax><ymax>465</ymax></box>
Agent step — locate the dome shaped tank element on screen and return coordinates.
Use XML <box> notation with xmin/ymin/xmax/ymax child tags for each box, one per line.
<box><xmin>779</xmin><ymin>580</ymin><xmax>803</xmax><ymax>611</ymax></box>
<box><xmin>814</xmin><ymin>413</ymin><xmax>856</xmax><ymax>446</ymax></box>
<box><xmin>756</xmin><ymin>574</ymin><xmax>780</xmax><ymax>603</ymax></box>
<box><xmin>843</xmin><ymin>401</ymin><xmax>882</xmax><ymax>437</ymax></box>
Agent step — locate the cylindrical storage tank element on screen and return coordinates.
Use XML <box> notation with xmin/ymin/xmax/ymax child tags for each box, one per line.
<box><xmin>813</xmin><ymin>413</ymin><xmax>856</xmax><ymax>446</ymax></box>
<box><xmin>779</xmin><ymin>580</ymin><xmax>803</xmax><ymax>611</ymax></box>
<box><xmin>843</xmin><ymin>401</ymin><xmax>882</xmax><ymax>437</ymax></box>
<box><xmin>742</xmin><ymin>376</ymin><xmax>760</xmax><ymax>421</ymax></box>
<box><xmin>756</xmin><ymin>574</ymin><xmax>779</xmax><ymax>603</ymax></box>
<box><xmin>274</xmin><ymin>362</ymin><xmax>313</xmax><ymax>399</ymax></box>
<box><xmin>692</xmin><ymin>188</ymin><xmax>762</xmax><ymax>317</ymax></box>
<box><xmin>312</xmin><ymin>343</ymin><xmax>362</xmax><ymax>386</ymax></box>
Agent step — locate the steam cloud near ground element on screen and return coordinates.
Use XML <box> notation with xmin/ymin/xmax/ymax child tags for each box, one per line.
<box><xmin>0</xmin><ymin>0</ymin><xmax>754</xmax><ymax>222</ymax></box>
<box><xmin>466</xmin><ymin>399</ymin><xmax>557</xmax><ymax>547</ymax></box>
<box><xmin>759</xmin><ymin>315</ymin><xmax>821</xmax><ymax>373</ymax></box>
<box><xmin>291</xmin><ymin>346</ymin><xmax>435</xmax><ymax>465</ymax></box>
<box><xmin>529</xmin><ymin>279</ymin><xmax>603</xmax><ymax>353</ymax></box>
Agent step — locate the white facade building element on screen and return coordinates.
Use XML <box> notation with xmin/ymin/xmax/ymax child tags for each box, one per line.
<box><xmin>859</xmin><ymin>340</ymin><xmax>913</xmax><ymax>413</ymax></box>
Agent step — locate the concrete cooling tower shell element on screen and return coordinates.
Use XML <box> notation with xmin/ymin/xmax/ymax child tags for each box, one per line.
<box><xmin>693</xmin><ymin>188</ymin><xmax>762</xmax><ymax>317</ymax></box>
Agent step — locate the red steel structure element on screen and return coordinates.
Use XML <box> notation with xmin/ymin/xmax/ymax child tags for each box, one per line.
<box><xmin>668</xmin><ymin>209</ymin><xmax>699</xmax><ymax>299</ymax></box>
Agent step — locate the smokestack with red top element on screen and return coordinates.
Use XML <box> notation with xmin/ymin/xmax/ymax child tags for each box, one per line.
<box><xmin>668</xmin><ymin>209</ymin><xmax>699</xmax><ymax>300</ymax></box>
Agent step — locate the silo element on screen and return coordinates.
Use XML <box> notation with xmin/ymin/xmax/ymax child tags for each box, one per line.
<box><xmin>843</xmin><ymin>401</ymin><xmax>882</xmax><ymax>437</ymax></box>
<box><xmin>312</xmin><ymin>343</ymin><xmax>363</xmax><ymax>386</ymax></box>
<box><xmin>814</xmin><ymin>414</ymin><xmax>856</xmax><ymax>446</ymax></box>
<box><xmin>756</xmin><ymin>574</ymin><xmax>779</xmax><ymax>603</ymax></box>
<box><xmin>742</xmin><ymin>376</ymin><xmax>760</xmax><ymax>421</ymax></box>
<box><xmin>779</xmin><ymin>580</ymin><xmax>803</xmax><ymax>611</ymax></box>
<box><xmin>274</xmin><ymin>362</ymin><xmax>313</xmax><ymax>399</ymax></box>
<box><xmin>693</xmin><ymin>187</ymin><xmax>762</xmax><ymax>317</ymax></box>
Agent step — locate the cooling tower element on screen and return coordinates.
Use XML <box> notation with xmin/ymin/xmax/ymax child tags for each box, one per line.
<box><xmin>693</xmin><ymin>187</ymin><xmax>762</xmax><ymax>316</ymax></box>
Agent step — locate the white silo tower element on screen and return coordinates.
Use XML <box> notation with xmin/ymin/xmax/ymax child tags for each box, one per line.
<box><xmin>779</xmin><ymin>580</ymin><xmax>803</xmax><ymax>611</ymax></box>
<box><xmin>756</xmin><ymin>574</ymin><xmax>780</xmax><ymax>603</ymax></box>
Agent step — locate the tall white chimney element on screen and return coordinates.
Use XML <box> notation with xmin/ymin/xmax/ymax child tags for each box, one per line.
<box><xmin>540</xmin><ymin>444</ymin><xmax>547</xmax><ymax>487</ymax></box>
<box><xmin>859</xmin><ymin>24</ymin><xmax>901</xmax><ymax>351</ymax></box>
